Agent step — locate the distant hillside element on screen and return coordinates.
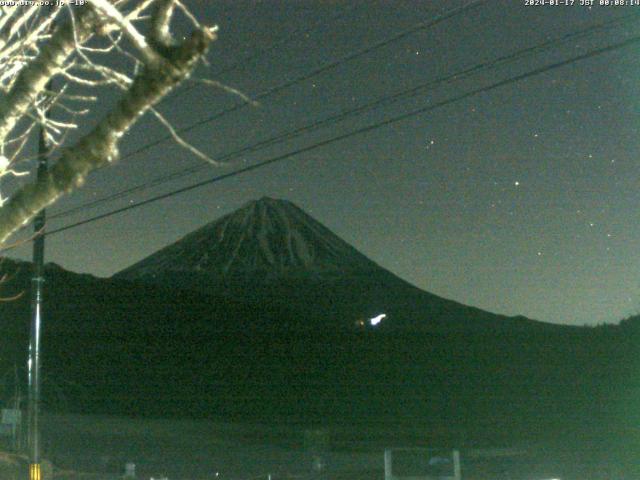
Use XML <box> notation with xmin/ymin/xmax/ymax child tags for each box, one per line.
<box><xmin>114</xmin><ymin>197</ymin><xmax>555</xmax><ymax>333</ymax></box>
<box><xmin>0</xmin><ymin>199</ymin><xmax>636</xmax><ymax>448</ymax></box>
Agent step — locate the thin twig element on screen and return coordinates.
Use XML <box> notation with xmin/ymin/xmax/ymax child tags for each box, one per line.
<box><xmin>193</xmin><ymin>78</ymin><xmax>259</xmax><ymax>106</ymax></box>
<box><xmin>150</xmin><ymin>107</ymin><xmax>224</xmax><ymax>166</ymax></box>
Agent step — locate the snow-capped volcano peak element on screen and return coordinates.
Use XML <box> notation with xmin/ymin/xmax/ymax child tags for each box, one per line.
<box><xmin>116</xmin><ymin>197</ymin><xmax>382</xmax><ymax>281</ymax></box>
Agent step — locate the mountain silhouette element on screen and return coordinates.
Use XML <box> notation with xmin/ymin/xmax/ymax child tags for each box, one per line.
<box><xmin>0</xmin><ymin>198</ymin><xmax>631</xmax><ymax>451</ymax></box>
<box><xmin>116</xmin><ymin>197</ymin><xmax>383</xmax><ymax>281</ymax></box>
<box><xmin>115</xmin><ymin>197</ymin><xmax>551</xmax><ymax>332</ymax></box>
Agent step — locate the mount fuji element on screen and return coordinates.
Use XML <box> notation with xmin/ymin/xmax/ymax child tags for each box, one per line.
<box><xmin>115</xmin><ymin>197</ymin><xmax>548</xmax><ymax>332</ymax></box>
<box><xmin>116</xmin><ymin>197</ymin><xmax>381</xmax><ymax>281</ymax></box>
<box><xmin>0</xmin><ymin>198</ymin><xmax>629</xmax><ymax>435</ymax></box>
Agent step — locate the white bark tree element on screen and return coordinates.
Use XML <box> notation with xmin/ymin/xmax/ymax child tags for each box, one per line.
<box><xmin>0</xmin><ymin>0</ymin><xmax>217</xmax><ymax>245</ymax></box>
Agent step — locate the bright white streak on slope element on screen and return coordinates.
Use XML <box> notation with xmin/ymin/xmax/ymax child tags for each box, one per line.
<box><xmin>369</xmin><ymin>313</ymin><xmax>386</xmax><ymax>326</ymax></box>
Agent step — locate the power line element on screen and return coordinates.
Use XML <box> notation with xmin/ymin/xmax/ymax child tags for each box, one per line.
<box><xmin>47</xmin><ymin>1</ymin><xmax>487</xmax><ymax>223</ymax></box>
<box><xmin>42</xmin><ymin>33</ymin><xmax>640</xmax><ymax>239</ymax></box>
<box><xmin>49</xmin><ymin>0</ymin><xmax>490</xmax><ymax>220</ymax></box>
<box><xmin>49</xmin><ymin>11</ymin><xmax>640</xmax><ymax>221</ymax></box>
<box><xmin>119</xmin><ymin>0</ymin><xmax>490</xmax><ymax>159</ymax></box>
<box><xmin>215</xmin><ymin>4</ymin><xmax>363</xmax><ymax>79</ymax></box>
<box><xmin>165</xmin><ymin>3</ymin><xmax>363</xmax><ymax>103</ymax></box>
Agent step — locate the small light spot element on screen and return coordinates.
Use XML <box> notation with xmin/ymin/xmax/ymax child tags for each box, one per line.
<box><xmin>514</xmin><ymin>181</ymin><xmax>520</xmax><ymax>186</ymax></box>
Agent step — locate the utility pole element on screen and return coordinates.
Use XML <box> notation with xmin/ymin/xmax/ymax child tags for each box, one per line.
<box><xmin>27</xmin><ymin>88</ymin><xmax>50</xmax><ymax>480</ymax></box>
<box><xmin>27</xmin><ymin>9</ymin><xmax>56</xmax><ymax>479</ymax></box>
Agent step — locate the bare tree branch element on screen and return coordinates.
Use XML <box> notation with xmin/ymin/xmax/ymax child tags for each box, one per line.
<box><xmin>0</xmin><ymin>7</ymin><xmax>98</xmax><ymax>145</ymax></box>
<box><xmin>0</xmin><ymin>24</ymin><xmax>216</xmax><ymax>244</ymax></box>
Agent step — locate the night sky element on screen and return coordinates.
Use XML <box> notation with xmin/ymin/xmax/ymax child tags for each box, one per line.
<box><xmin>7</xmin><ymin>0</ymin><xmax>640</xmax><ymax>326</ymax></box>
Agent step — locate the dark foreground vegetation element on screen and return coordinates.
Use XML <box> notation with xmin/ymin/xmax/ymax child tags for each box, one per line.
<box><xmin>0</xmin><ymin>258</ymin><xmax>638</xmax><ymax>477</ymax></box>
